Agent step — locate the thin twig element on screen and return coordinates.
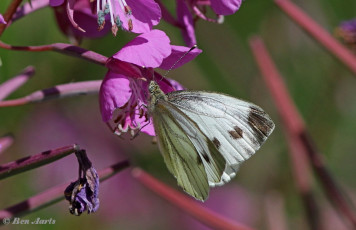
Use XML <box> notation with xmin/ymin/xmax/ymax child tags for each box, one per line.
<box><xmin>0</xmin><ymin>144</ymin><xmax>80</xmax><ymax>180</ymax></box>
<box><xmin>0</xmin><ymin>80</ymin><xmax>102</xmax><ymax>107</ymax></box>
<box><xmin>0</xmin><ymin>160</ymin><xmax>130</xmax><ymax>220</ymax></box>
<box><xmin>0</xmin><ymin>66</ymin><xmax>35</xmax><ymax>101</ymax></box>
<box><xmin>0</xmin><ymin>41</ymin><xmax>108</xmax><ymax>66</ymax></box>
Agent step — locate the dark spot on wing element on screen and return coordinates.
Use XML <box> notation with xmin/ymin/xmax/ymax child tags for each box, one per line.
<box><xmin>197</xmin><ymin>155</ymin><xmax>203</xmax><ymax>165</ymax></box>
<box><xmin>229</xmin><ymin>126</ymin><xmax>243</xmax><ymax>139</ymax></box>
<box><xmin>248</xmin><ymin>106</ymin><xmax>274</xmax><ymax>142</ymax></box>
<box><xmin>212</xmin><ymin>137</ymin><xmax>221</xmax><ymax>149</ymax></box>
<box><xmin>202</xmin><ymin>153</ymin><xmax>210</xmax><ymax>163</ymax></box>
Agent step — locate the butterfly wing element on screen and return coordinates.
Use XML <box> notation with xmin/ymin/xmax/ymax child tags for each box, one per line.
<box><xmin>151</xmin><ymin>100</ymin><xmax>226</xmax><ymax>201</ymax></box>
<box><xmin>167</xmin><ymin>91</ymin><xmax>275</xmax><ymax>187</ymax></box>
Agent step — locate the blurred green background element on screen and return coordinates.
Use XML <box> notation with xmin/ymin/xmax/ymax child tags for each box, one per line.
<box><xmin>1</xmin><ymin>0</ymin><xmax>356</xmax><ymax>229</ymax></box>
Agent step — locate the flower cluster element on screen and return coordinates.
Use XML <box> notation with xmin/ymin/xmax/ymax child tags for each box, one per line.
<box><xmin>46</xmin><ymin>0</ymin><xmax>243</xmax><ymax>44</ymax></box>
<box><xmin>100</xmin><ymin>30</ymin><xmax>202</xmax><ymax>136</ymax></box>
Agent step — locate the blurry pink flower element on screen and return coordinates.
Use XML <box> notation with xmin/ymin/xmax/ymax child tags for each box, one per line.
<box><xmin>208</xmin><ymin>0</ymin><xmax>242</xmax><ymax>15</ymax></box>
<box><xmin>336</xmin><ymin>18</ymin><xmax>356</xmax><ymax>52</ymax></box>
<box><xmin>177</xmin><ymin>0</ymin><xmax>196</xmax><ymax>47</ymax></box>
<box><xmin>99</xmin><ymin>29</ymin><xmax>202</xmax><ymax>136</ymax></box>
<box><xmin>0</xmin><ymin>14</ymin><xmax>6</xmax><ymax>25</ymax></box>
<box><xmin>187</xmin><ymin>0</ymin><xmax>242</xmax><ymax>19</ymax></box>
<box><xmin>160</xmin><ymin>0</ymin><xmax>242</xmax><ymax>46</ymax></box>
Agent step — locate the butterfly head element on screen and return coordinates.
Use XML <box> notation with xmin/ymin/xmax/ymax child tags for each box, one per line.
<box><xmin>148</xmin><ymin>81</ymin><xmax>168</xmax><ymax>108</ymax></box>
<box><xmin>148</xmin><ymin>81</ymin><xmax>160</xmax><ymax>95</ymax></box>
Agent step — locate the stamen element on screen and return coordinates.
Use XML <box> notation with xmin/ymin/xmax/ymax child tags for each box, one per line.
<box><xmin>115</xmin><ymin>16</ymin><xmax>123</xmax><ymax>29</ymax></box>
<box><xmin>124</xmin><ymin>5</ymin><xmax>132</xmax><ymax>15</ymax></box>
<box><xmin>106</xmin><ymin>0</ymin><xmax>116</xmax><ymax>29</ymax></box>
<box><xmin>117</xmin><ymin>0</ymin><xmax>133</xmax><ymax>31</ymax></box>
<box><xmin>97</xmin><ymin>0</ymin><xmax>100</xmax><ymax>15</ymax></box>
<box><xmin>97</xmin><ymin>10</ymin><xmax>106</xmax><ymax>30</ymax></box>
<box><xmin>112</xmin><ymin>24</ymin><xmax>118</xmax><ymax>36</ymax></box>
<box><xmin>101</xmin><ymin>0</ymin><xmax>106</xmax><ymax>12</ymax></box>
<box><xmin>128</xmin><ymin>19</ymin><xmax>133</xmax><ymax>31</ymax></box>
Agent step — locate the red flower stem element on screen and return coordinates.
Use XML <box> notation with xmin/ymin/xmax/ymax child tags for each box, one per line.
<box><xmin>132</xmin><ymin>168</ymin><xmax>254</xmax><ymax>230</ymax></box>
<box><xmin>249</xmin><ymin>36</ymin><xmax>356</xmax><ymax>229</ymax></box>
<box><xmin>0</xmin><ymin>80</ymin><xmax>102</xmax><ymax>107</ymax></box>
<box><xmin>0</xmin><ymin>0</ymin><xmax>23</xmax><ymax>36</ymax></box>
<box><xmin>0</xmin><ymin>160</ymin><xmax>130</xmax><ymax>220</ymax></box>
<box><xmin>250</xmin><ymin>36</ymin><xmax>320</xmax><ymax>229</ymax></box>
<box><xmin>0</xmin><ymin>41</ymin><xmax>108</xmax><ymax>66</ymax></box>
<box><xmin>0</xmin><ymin>144</ymin><xmax>80</xmax><ymax>180</ymax></box>
<box><xmin>0</xmin><ymin>66</ymin><xmax>35</xmax><ymax>101</ymax></box>
<box><xmin>274</xmin><ymin>0</ymin><xmax>356</xmax><ymax>76</ymax></box>
<box><xmin>10</xmin><ymin>0</ymin><xmax>49</xmax><ymax>24</ymax></box>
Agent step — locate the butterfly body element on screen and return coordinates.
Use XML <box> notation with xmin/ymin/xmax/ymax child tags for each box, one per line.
<box><xmin>148</xmin><ymin>81</ymin><xmax>274</xmax><ymax>201</ymax></box>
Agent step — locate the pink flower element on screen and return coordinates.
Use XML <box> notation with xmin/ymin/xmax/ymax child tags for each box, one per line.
<box><xmin>176</xmin><ymin>0</ymin><xmax>196</xmax><ymax>47</ymax></box>
<box><xmin>160</xmin><ymin>0</ymin><xmax>242</xmax><ymax>46</ymax></box>
<box><xmin>99</xmin><ymin>29</ymin><xmax>202</xmax><ymax>136</ymax></box>
<box><xmin>208</xmin><ymin>0</ymin><xmax>242</xmax><ymax>15</ymax></box>
<box><xmin>52</xmin><ymin>0</ymin><xmax>111</xmax><ymax>41</ymax></box>
<box><xmin>51</xmin><ymin>0</ymin><xmax>161</xmax><ymax>37</ymax></box>
<box><xmin>95</xmin><ymin>0</ymin><xmax>161</xmax><ymax>34</ymax></box>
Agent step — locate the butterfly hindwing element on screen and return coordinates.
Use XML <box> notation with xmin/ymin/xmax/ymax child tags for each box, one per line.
<box><xmin>167</xmin><ymin>90</ymin><xmax>275</xmax><ymax>186</ymax></box>
<box><xmin>152</xmin><ymin>100</ymin><xmax>226</xmax><ymax>201</ymax></box>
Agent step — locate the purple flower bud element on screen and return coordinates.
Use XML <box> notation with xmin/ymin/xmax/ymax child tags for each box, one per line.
<box><xmin>64</xmin><ymin>150</ymin><xmax>99</xmax><ymax>216</ymax></box>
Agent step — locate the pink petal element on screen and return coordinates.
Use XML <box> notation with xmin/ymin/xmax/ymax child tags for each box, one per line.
<box><xmin>106</xmin><ymin>58</ymin><xmax>144</xmax><ymax>78</ymax></box>
<box><xmin>159</xmin><ymin>45</ymin><xmax>202</xmax><ymax>70</ymax></box>
<box><xmin>113</xmin><ymin>30</ymin><xmax>171</xmax><ymax>68</ymax></box>
<box><xmin>165</xmin><ymin>78</ymin><xmax>185</xmax><ymax>91</ymax></box>
<box><xmin>210</xmin><ymin>0</ymin><xmax>242</xmax><ymax>15</ymax></box>
<box><xmin>135</xmin><ymin>116</ymin><xmax>155</xmax><ymax>136</ymax></box>
<box><xmin>54</xmin><ymin>5</ymin><xmax>110</xmax><ymax>39</ymax></box>
<box><xmin>99</xmin><ymin>71</ymin><xmax>132</xmax><ymax>122</ymax></box>
<box><xmin>66</xmin><ymin>0</ymin><xmax>85</xmax><ymax>32</ymax></box>
<box><xmin>0</xmin><ymin>14</ymin><xmax>7</xmax><ymax>25</ymax></box>
<box><xmin>176</xmin><ymin>0</ymin><xmax>196</xmax><ymax>47</ymax></box>
<box><xmin>50</xmin><ymin>0</ymin><xmax>64</xmax><ymax>7</ymax></box>
<box><xmin>114</xmin><ymin>0</ymin><xmax>161</xmax><ymax>33</ymax></box>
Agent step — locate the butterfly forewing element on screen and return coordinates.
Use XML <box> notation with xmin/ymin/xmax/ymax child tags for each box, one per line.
<box><xmin>166</xmin><ymin>90</ymin><xmax>275</xmax><ymax>186</ymax></box>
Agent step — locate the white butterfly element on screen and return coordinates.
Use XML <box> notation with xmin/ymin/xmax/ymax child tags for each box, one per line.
<box><xmin>148</xmin><ymin>81</ymin><xmax>275</xmax><ymax>201</ymax></box>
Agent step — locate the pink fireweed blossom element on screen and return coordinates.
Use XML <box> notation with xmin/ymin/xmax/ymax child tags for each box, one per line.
<box><xmin>52</xmin><ymin>0</ymin><xmax>111</xmax><ymax>42</ymax></box>
<box><xmin>50</xmin><ymin>0</ymin><xmax>161</xmax><ymax>36</ymax></box>
<box><xmin>96</xmin><ymin>0</ymin><xmax>161</xmax><ymax>35</ymax></box>
<box><xmin>99</xmin><ymin>30</ymin><xmax>202</xmax><ymax>136</ymax></box>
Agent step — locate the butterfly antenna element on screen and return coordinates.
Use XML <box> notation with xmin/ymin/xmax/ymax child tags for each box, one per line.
<box><xmin>160</xmin><ymin>45</ymin><xmax>198</xmax><ymax>81</ymax></box>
